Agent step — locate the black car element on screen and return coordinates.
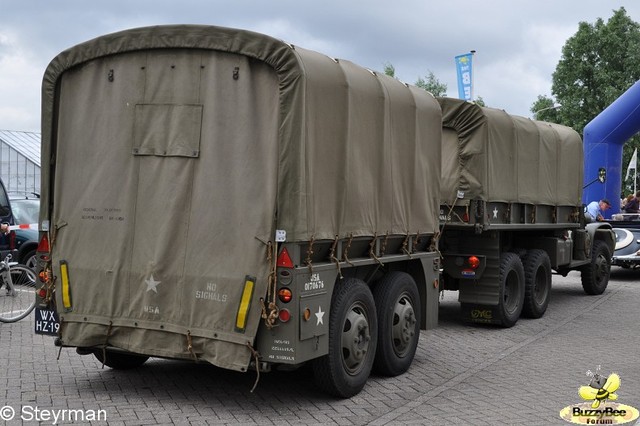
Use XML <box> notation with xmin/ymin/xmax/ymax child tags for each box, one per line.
<box><xmin>610</xmin><ymin>212</ymin><xmax>640</xmax><ymax>269</ymax></box>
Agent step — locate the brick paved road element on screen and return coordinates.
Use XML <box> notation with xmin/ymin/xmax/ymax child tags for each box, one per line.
<box><xmin>1</xmin><ymin>268</ymin><xmax>639</xmax><ymax>425</ymax></box>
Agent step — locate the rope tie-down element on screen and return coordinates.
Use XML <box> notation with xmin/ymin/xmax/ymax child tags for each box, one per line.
<box><xmin>98</xmin><ymin>321</ymin><xmax>114</xmax><ymax>369</ymax></box>
<box><xmin>329</xmin><ymin>235</ymin><xmax>343</xmax><ymax>279</ymax></box>
<box><xmin>260</xmin><ymin>241</ymin><xmax>279</xmax><ymax>329</ymax></box>
<box><xmin>186</xmin><ymin>330</ymin><xmax>198</xmax><ymax>362</ymax></box>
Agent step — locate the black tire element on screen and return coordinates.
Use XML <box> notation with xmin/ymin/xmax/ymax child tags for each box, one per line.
<box><xmin>312</xmin><ymin>278</ymin><xmax>377</xmax><ymax>398</ymax></box>
<box><xmin>496</xmin><ymin>252</ymin><xmax>525</xmax><ymax>327</ymax></box>
<box><xmin>372</xmin><ymin>272</ymin><xmax>420</xmax><ymax>376</ymax></box>
<box><xmin>93</xmin><ymin>350</ymin><xmax>149</xmax><ymax>370</ymax></box>
<box><xmin>581</xmin><ymin>239</ymin><xmax>611</xmax><ymax>295</ymax></box>
<box><xmin>521</xmin><ymin>249</ymin><xmax>552</xmax><ymax>319</ymax></box>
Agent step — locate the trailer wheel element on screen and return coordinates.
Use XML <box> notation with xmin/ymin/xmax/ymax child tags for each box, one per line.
<box><xmin>522</xmin><ymin>249</ymin><xmax>551</xmax><ymax>319</ymax></box>
<box><xmin>580</xmin><ymin>239</ymin><xmax>611</xmax><ymax>295</ymax></box>
<box><xmin>496</xmin><ymin>252</ymin><xmax>525</xmax><ymax>327</ymax></box>
<box><xmin>94</xmin><ymin>350</ymin><xmax>149</xmax><ymax>370</ymax></box>
<box><xmin>312</xmin><ymin>278</ymin><xmax>377</xmax><ymax>398</ymax></box>
<box><xmin>372</xmin><ymin>272</ymin><xmax>420</xmax><ymax>377</ymax></box>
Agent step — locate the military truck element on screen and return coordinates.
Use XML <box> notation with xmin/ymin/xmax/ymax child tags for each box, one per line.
<box><xmin>436</xmin><ymin>98</ymin><xmax>615</xmax><ymax>327</ymax></box>
<box><xmin>34</xmin><ymin>25</ymin><xmax>614</xmax><ymax>398</ymax></box>
<box><xmin>34</xmin><ymin>25</ymin><xmax>442</xmax><ymax>398</ymax></box>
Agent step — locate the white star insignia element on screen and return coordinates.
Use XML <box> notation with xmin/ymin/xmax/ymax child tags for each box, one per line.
<box><xmin>145</xmin><ymin>275</ymin><xmax>161</xmax><ymax>293</ymax></box>
<box><xmin>315</xmin><ymin>306</ymin><xmax>325</xmax><ymax>325</ymax></box>
<box><xmin>493</xmin><ymin>207</ymin><xmax>498</xmax><ymax>219</ymax></box>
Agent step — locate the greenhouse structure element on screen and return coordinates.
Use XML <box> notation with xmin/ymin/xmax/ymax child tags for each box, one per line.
<box><xmin>0</xmin><ymin>130</ymin><xmax>41</xmax><ymax>195</ymax></box>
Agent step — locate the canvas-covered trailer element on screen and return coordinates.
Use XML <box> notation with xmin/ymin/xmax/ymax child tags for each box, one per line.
<box><xmin>36</xmin><ymin>25</ymin><xmax>442</xmax><ymax>397</ymax></box>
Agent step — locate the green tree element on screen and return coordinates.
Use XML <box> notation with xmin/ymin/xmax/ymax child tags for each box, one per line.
<box><xmin>383</xmin><ymin>62</ymin><xmax>395</xmax><ymax>78</ymax></box>
<box><xmin>415</xmin><ymin>71</ymin><xmax>448</xmax><ymax>97</ymax></box>
<box><xmin>531</xmin><ymin>95</ymin><xmax>561</xmax><ymax>122</ymax></box>
<box><xmin>531</xmin><ymin>7</ymin><xmax>640</xmax><ymax>192</ymax></box>
<box><xmin>382</xmin><ymin>63</ymin><xmax>450</xmax><ymax>98</ymax></box>
<box><xmin>473</xmin><ymin>96</ymin><xmax>486</xmax><ymax>107</ymax></box>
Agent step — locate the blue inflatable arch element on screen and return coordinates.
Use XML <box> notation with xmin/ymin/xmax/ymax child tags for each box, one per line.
<box><xmin>583</xmin><ymin>80</ymin><xmax>640</xmax><ymax>217</ymax></box>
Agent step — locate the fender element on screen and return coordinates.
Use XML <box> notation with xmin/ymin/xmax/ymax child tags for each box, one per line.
<box><xmin>585</xmin><ymin>222</ymin><xmax>615</xmax><ymax>255</ymax></box>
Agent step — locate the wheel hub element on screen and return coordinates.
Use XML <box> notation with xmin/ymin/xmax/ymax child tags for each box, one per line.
<box><xmin>534</xmin><ymin>272</ymin><xmax>548</xmax><ymax>303</ymax></box>
<box><xmin>341</xmin><ymin>307</ymin><xmax>371</xmax><ymax>374</ymax></box>
<box><xmin>392</xmin><ymin>297</ymin><xmax>416</xmax><ymax>354</ymax></box>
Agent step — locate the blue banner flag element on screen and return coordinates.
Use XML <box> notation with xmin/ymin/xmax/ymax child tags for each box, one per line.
<box><xmin>455</xmin><ymin>53</ymin><xmax>473</xmax><ymax>100</ymax></box>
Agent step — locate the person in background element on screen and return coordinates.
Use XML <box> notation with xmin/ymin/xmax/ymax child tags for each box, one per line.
<box><xmin>622</xmin><ymin>194</ymin><xmax>634</xmax><ymax>209</ymax></box>
<box><xmin>624</xmin><ymin>191</ymin><xmax>640</xmax><ymax>213</ymax></box>
<box><xmin>585</xmin><ymin>199</ymin><xmax>611</xmax><ymax>222</ymax></box>
<box><xmin>0</xmin><ymin>223</ymin><xmax>9</xmax><ymax>252</ymax></box>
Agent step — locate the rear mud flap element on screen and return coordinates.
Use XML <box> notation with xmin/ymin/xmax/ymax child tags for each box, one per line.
<box><xmin>460</xmin><ymin>303</ymin><xmax>501</xmax><ymax>325</ymax></box>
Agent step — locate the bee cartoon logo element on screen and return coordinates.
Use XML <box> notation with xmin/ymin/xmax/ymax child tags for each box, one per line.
<box><xmin>578</xmin><ymin>367</ymin><xmax>620</xmax><ymax>408</ymax></box>
<box><xmin>559</xmin><ymin>366</ymin><xmax>639</xmax><ymax>425</ymax></box>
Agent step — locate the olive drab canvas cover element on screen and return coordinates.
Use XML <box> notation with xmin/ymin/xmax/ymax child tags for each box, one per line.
<box><xmin>40</xmin><ymin>25</ymin><xmax>442</xmax><ymax>371</ymax></box>
<box><xmin>438</xmin><ymin>97</ymin><xmax>583</xmax><ymax>208</ymax></box>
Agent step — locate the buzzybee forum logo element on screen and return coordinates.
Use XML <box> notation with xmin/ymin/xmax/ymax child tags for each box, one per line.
<box><xmin>560</xmin><ymin>366</ymin><xmax>639</xmax><ymax>424</ymax></box>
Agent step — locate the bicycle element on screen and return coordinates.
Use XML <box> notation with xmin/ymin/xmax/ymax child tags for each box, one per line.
<box><xmin>0</xmin><ymin>253</ymin><xmax>37</xmax><ymax>322</ymax></box>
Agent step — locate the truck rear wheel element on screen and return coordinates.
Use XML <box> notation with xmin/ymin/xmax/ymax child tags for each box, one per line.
<box><xmin>580</xmin><ymin>239</ymin><xmax>611</xmax><ymax>295</ymax></box>
<box><xmin>372</xmin><ymin>272</ymin><xmax>420</xmax><ymax>377</ymax></box>
<box><xmin>94</xmin><ymin>350</ymin><xmax>149</xmax><ymax>370</ymax></box>
<box><xmin>496</xmin><ymin>252</ymin><xmax>525</xmax><ymax>327</ymax></box>
<box><xmin>312</xmin><ymin>278</ymin><xmax>377</xmax><ymax>398</ymax></box>
<box><xmin>522</xmin><ymin>249</ymin><xmax>551</xmax><ymax>319</ymax></box>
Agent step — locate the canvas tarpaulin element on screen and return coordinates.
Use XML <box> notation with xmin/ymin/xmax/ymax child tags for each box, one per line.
<box><xmin>438</xmin><ymin>97</ymin><xmax>583</xmax><ymax>208</ymax></box>
<box><xmin>40</xmin><ymin>25</ymin><xmax>442</xmax><ymax>371</ymax></box>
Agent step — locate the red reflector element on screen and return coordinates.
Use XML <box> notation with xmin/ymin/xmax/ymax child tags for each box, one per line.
<box><xmin>278</xmin><ymin>309</ymin><xmax>291</xmax><ymax>322</ymax></box>
<box><xmin>468</xmin><ymin>256</ymin><xmax>480</xmax><ymax>269</ymax></box>
<box><xmin>462</xmin><ymin>212</ymin><xmax>469</xmax><ymax>222</ymax></box>
<box><xmin>38</xmin><ymin>288</ymin><xmax>47</xmax><ymax>298</ymax></box>
<box><xmin>37</xmin><ymin>234</ymin><xmax>50</xmax><ymax>253</ymax></box>
<box><xmin>276</xmin><ymin>247</ymin><xmax>294</xmax><ymax>268</ymax></box>
<box><xmin>278</xmin><ymin>288</ymin><xmax>292</xmax><ymax>303</ymax></box>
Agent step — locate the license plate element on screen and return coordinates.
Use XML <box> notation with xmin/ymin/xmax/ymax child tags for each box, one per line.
<box><xmin>34</xmin><ymin>307</ymin><xmax>60</xmax><ymax>336</ymax></box>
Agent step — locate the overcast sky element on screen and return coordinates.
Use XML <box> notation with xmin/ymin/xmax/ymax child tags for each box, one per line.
<box><xmin>2</xmin><ymin>1</ymin><xmax>640</xmax><ymax>132</ymax></box>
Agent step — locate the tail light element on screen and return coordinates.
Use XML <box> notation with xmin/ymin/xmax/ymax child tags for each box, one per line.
<box><xmin>467</xmin><ymin>256</ymin><xmax>481</xmax><ymax>269</ymax></box>
<box><xmin>278</xmin><ymin>288</ymin><xmax>292</xmax><ymax>303</ymax></box>
<box><xmin>37</xmin><ymin>234</ymin><xmax>51</xmax><ymax>263</ymax></box>
<box><xmin>36</xmin><ymin>233</ymin><xmax>53</xmax><ymax>305</ymax></box>
<box><xmin>278</xmin><ymin>309</ymin><xmax>291</xmax><ymax>323</ymax></box>
<box><xmin>38</xmin><ymin>269</ymin><xmax>51</xmax><ymax>284</ymax></box>
<box><xmin>460</xmin><ymin>255</ymin><xmax>482</xmax><ymax>278</ymax></box>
